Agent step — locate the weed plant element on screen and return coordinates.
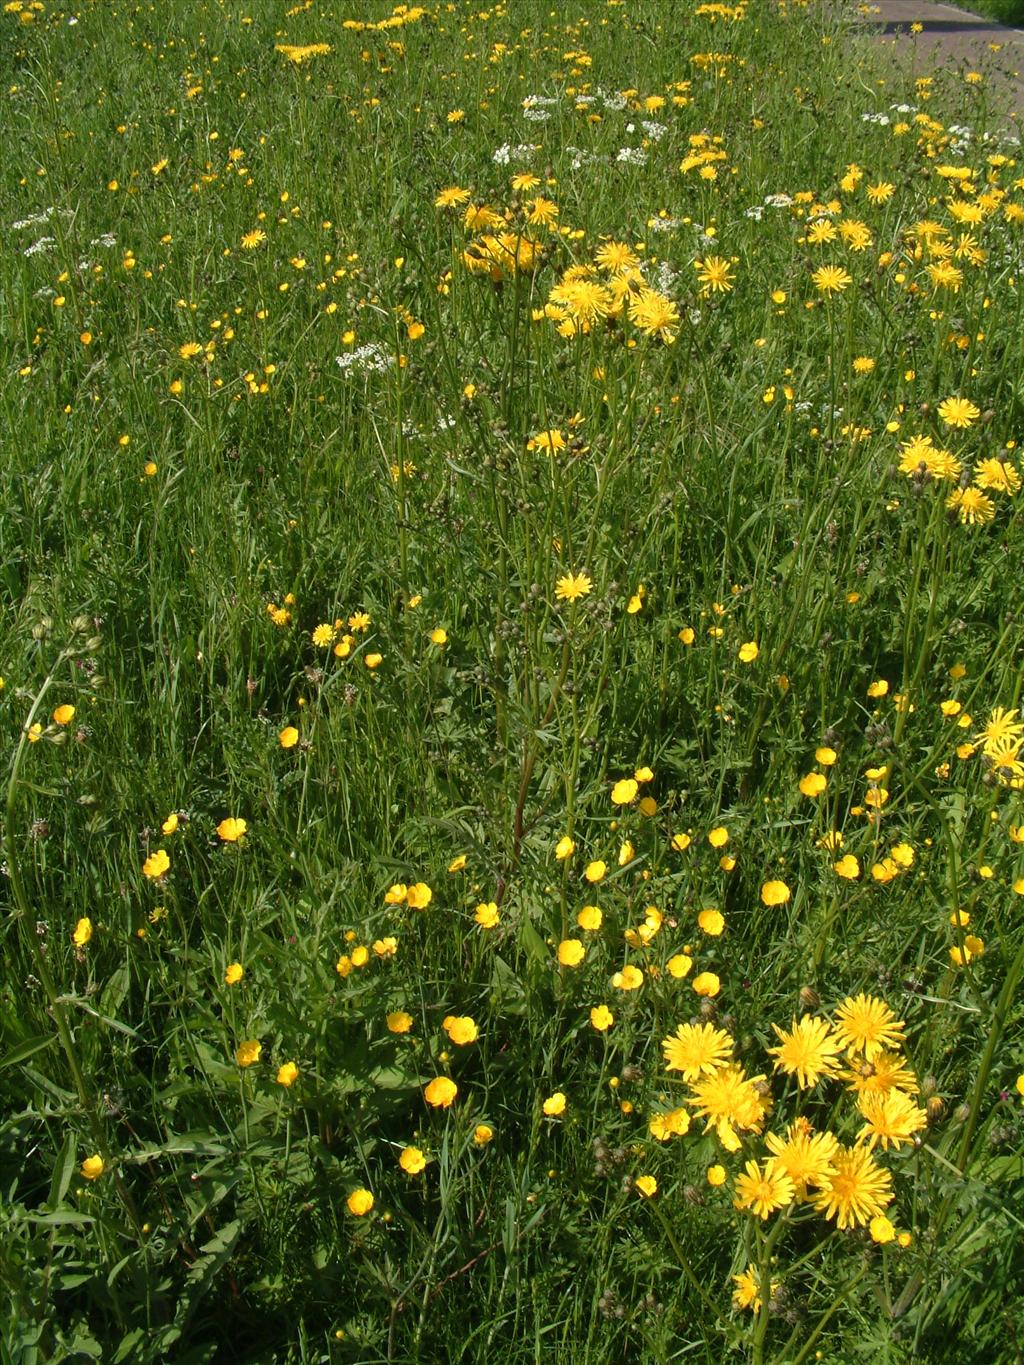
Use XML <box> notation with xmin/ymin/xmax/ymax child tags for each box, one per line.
<box><xmin>2</xmin><ymin>0</ymin><xmax>1024</xmax><ymax>1361</ymax></box>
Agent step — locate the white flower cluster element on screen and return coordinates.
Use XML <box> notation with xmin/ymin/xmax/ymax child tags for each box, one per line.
<box><xmin>492</xmin><ymin>142</ymin><xmax>537</xmax><ymax>165</ymax></box>
<box><xmin>335</xmin><ymin>343</ymin><xmax>393</xmax><ymax>376</ymax></box>
<box><xmin>11</xmin><ymin>206</ymin><xmax>71</xmax><ymax>231</ymax></box>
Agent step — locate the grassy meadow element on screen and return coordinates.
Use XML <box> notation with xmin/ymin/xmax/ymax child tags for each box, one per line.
<box><xmin>3</xmin><ymin>0</ymin><xmax>1024</xmax><ymax>1360</ymax></box>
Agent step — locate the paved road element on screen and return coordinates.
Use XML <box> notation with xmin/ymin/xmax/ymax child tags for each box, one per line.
<box><xmin>857</xmin><ymin>0</ymin><xmax>1024</xmax><ymax>119</ymax></box>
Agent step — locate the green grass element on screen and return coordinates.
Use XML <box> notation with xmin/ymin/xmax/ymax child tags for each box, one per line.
<box><xmin>2</xmin><ymin>0</ymin><xmax>1024</xmax><ymax>1360</ymax></box>
<box><xmin>951</xmin><ymin>0</ymin><xmax>1024</xmax><ymax>26</ymax></box>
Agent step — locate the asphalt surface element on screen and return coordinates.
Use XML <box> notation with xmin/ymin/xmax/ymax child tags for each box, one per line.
<box><xmin>856</xmin><ymin>0</ymin><xmax>1024</xmax><ymax>119</ymax></box>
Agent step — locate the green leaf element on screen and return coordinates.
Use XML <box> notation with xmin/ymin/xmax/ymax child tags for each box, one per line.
<box><xmin>122</xmin><ymin>1133</ymin><xmax>228</xmax><ymax>1164</ymax></box>
<box><xmin>0</xmin><ymin>1034</ymin><xmax>57</xmax><ymax>1070</ymax></box>
<box><xmin>47</xmin><ymin>1131</ymin><xmax>78</xmax><ymax>1209</ymax></box>
<box><xmin>24</xmin><ymin>1211</ymin><xmax>95</xmax><ymax>1227</ymax></box>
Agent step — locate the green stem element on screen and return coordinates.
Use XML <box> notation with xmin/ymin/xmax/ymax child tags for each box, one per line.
<box><xmin>5</xmin><ymin>649</ymin><xmax>143</xmax><ymax>1236</ymax></box>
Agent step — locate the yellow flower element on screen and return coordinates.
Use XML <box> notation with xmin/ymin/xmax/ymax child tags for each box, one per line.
<box><xmin>733</xmin><ymin>1159</ymin><xmax>795</xmax><ymax>1219</ymax></box>
<box><xmin>813</xmin><ymin>1144</ymin><xmax>893</xmax><ymax>1229</ymax></box>
<box><xmin>52</xmin><ymin>704</ymin><xmax>75</xmax><ymax>725</ymax></box>
<box><xmin>276</xmin><ymin>1062</ymin><xmax>299</xmax><ymax>1087</ymax></box>
<box><xmin>708</xmin><ymin>826</ymin><xmax>729</xmax><ymax>848</ymax></box>
<box><xmin>555</xmin><ymin>835</ymin><xmax>576</xmax><ymax>860</ymax></box>
<box><xmin>799</xmin><ymin>772</ymin><xmax>827</xmax><ymax>797</ymax></box>
<box><xmin>435</xmin><ymin>186</ymin><xmax>471</xmax><ymax>209</ymax></box>
<box><xmin>424</xmin><ymin>1076</ymin><xmax>458</xmax><ymax>1107</ymax></box>
<box><xmin>584</xmin><ymin>860</ymin><xmax>607</xmax><ymax>883</ymax></box>
<box><xmin>443</xmin><ymin>1015</ymin><xmax>478</xmax><ymax>1045</ymax></box>
<box><xmin>694</xmin><ymin>255</ymin><xmax>735</xmax><ymax>295</ymax></box>
<box><xmin>387</xmin><ymin>1010</ymin><xmax>413</xmax><ymax>1034</ymax></box>
<box><xmin>662</xmin><ymin>1022</ymin><xmax>733</xmax><ymax>1080</ymax></box>
<box><xmin>279</xmin><ymin>725</ymin><xmax>299</xmax><ymax>749</ymax></box>
<box><xmin>590</xmin><ymin>1004</ymin><xmax>614</xmax><ymax>1031</ymax></box>
<box><xmin>834</xmin><ymin>854</ymin><xmax>861</xmax><ymax>879</ymax></box>
<box><xmin>447</xmin><ymin>853</ymin><xmax>467</xmax><ymax>872</ymax></box>
<box><xmin>812</xmin><ymin>264</ymin><xmax>853</xmax><ymax>294</ymax></box>
<box><xmin>707</xmin><ymin>1164</ymin><xmax>727</xmax><ymax>1186</ymax></box>
<box><xmin>732</xmin><ymin>1265</ymin><xmax>777</xmax><ymax>1314</ymax></box>
<box><xmin>816</xmin><ymin>746</ymin><xmax>838</xmax><ymax>766</ymax></box>
<box><xmin>671</xmin><ymin>832</ymin><xmax>692</xmax><ymax>852</ymax></box>
<box><xmin>224</xmin><ymin>962</ymin><xmax>244</xmax><ymax>985</ymax></box>
<box><xmin>142</xmin><ymin>849</ymin><xmax>170</xmax><ymax>879</ymax></box>
<box><xmin>760</xmin><ymin>879</ymin><xmax>790</xmax><ymax>906</ymax></box>
<box><xmin>692</xmin><ymin>971</ymin><xmax>721</xmax><ymax>997</ymax></box>
<box><xmin>399</xmin><ymin>1146</ymin><xmax>427</xmax><ymax>1174</ymax></box>
<box><xmin>698</xmin><ymin>909</ymin><xmax>725</xmax><ymax>936</ymax></box>
<box><xmin>557</xmin><ymin>939</ymin><xmax>586</xmax><ymax>967</ymax></box>
<box><xmin>870</xmin><ymin>1214</ymin><xmax>896</xmax><ymax>1244</ymax></box>
<box><xmin>937</xmin><ymin>396</ymin><xmax>980</xmax><ymax>429</ymax></box>
<box><xmin>649</xmin><ymin>1108</ymin><xmax>690</xmax><ymax>1141</ymax></box>
<box><xmin>406</xmin><ymin>882</ymin><xmax>433</xmax><ymax>909</ymax></box>
<box><xmin>611</xmin><ymin>778</ymin><xmax>638</xmax><ymax>805</ymax></box>
<box><xmin>473</xmin><ymin>1123</ymin><xmax>494</xmax><ymax>1145</ymax></box>
<box><xmin>346</xmin><ymin>1188</ymin><xmax>374</xmax><ymax>1216</ymax></box>
<box><xmin>576</xmin><ymin>905</ymin><xmax>601</xmax><ymax>932</ymax></box>
<box><xmin>474</xmin><ymin>901</ymin><xmax>499</xmax><ymax>929</ymax></box>
<box><xmin>667</xmin><ymin>953</ymin><xmax>692</xmax><ymax>978</ymax></box>
<box><xmin>161</xmin><ymin>813</ymin><xmax>179</xmax><ymax>835</ymax></box>
<box><xmin>72</xmin><ymin>917</ymin><xmax>93</xmax><ymax>947</ymax></box>
<box><xmin>80</xmin><ymin>1155</ymin><xmax>105</xmax><ymax>1180</ymax></box>
<box><xmin>738</xmin><ymin>641</ymin><xmax>759</xmax><ymax>663</ymax></box>
<box><xmin>430</xmin><ymin>628</ymin><xmax>448</xmax><ymax>646</ymax></box>
<box><xmin>634</xmin><ymin>1175</ymin><xmax>658</xmax><ymax>1197</ymax></box>
<box><xmin>950</xmin><ymin>935</ymin><xmax>985</xmax><ymax>966</ymax></box>
<box><xmin>769</xmin><ymin>1016</ymin><xmax>843</xmax><ymax>1088</ymax></box>
<box><xmin>832</xmin><ymin>993</ymin><xmax>905</xmax><ymax>1060</ymax></box>
<box><xmin>611</xmin><ymin>965</ymin><xmax>644</xmax><ymax>991</ymax></box>
<box><xmin>364</xmin><ymin>653</ymin><xmax>383</xmax><ymax>669</ymax></box>
<box><xmin>555</xmin><ymin>571</ymin><xmax>593</xmax><ymax>603</ymax></box>
<box><xmin>217</xmin><ymin>817</ymin><xmax>247</xmax><ymax>842</ymax></box>
<box><xmin>528</xmin><ymin>428</ymin><xmax>566</xmax><ymax>454</ymax></box>
<box><xmin>235</xmin><ymin>1039</ymin><xmax>262</xmax><ymax>1068</ymax></box>
<box><xmin>542</xmin><ymin>1091</ymin><xmax>566</xmax><ymax>1116</ymax></box>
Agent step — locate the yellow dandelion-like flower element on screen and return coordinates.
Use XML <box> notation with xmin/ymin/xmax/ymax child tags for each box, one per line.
<box><xmin>662</xmin><ymin>1022</ymin><xmax>734</xmax><ymax>1080</ymax></box>
<box><xmin>813</xmin><ymin>1143</ymin><xmax>893</xmax><ymax>1229</ymax></box>
<box><xmin>768</xmin><ymin>1016</ymin><xmax>843</xmax><ymax>1088</ymax></box>
<box><xmin>832</xmin><ymin>993</ymin><xmax>905</xmax><ymax>1061</ymax></box>
<box><xmin>732</xmin><ymin>1159</ymin><xmax>795</xmax><ymax>1219</ymax></box>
